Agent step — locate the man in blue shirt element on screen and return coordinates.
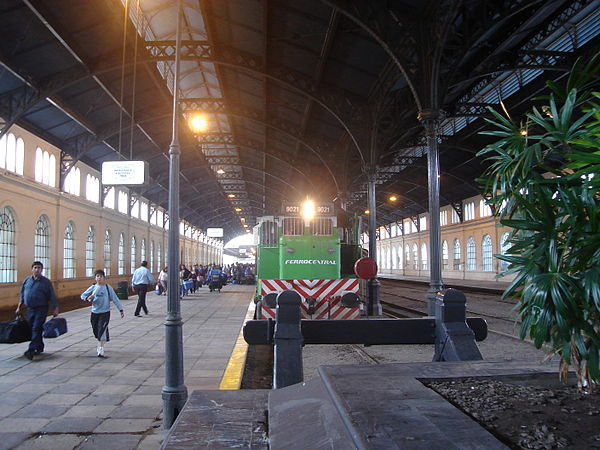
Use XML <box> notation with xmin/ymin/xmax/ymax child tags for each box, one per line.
<box><xmin>131</xmin><ymin>260</ymin><xmax>155</xmax><ymax>316</ymax></box>
<box><xmin>16</xmin><ymin>261</ymin><xmax>59</xmax><ymax>360</ymax></box>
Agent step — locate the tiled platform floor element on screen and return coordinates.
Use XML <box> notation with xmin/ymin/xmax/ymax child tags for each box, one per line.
<box><xmin>0</xmin><ymin>284</ymin><xmax>255</xmax><ymax>449</ymax></box>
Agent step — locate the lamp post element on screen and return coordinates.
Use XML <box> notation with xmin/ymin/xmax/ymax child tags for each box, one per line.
<box><xmin>418</xmin><ymin>109</ymin><xmax>444</xmax><ymax>316</ymax></box>
<box><xmin>162</xmin><ymin>0</ymin><xmax>187</xmax><ymax>429</ymax></box>
<box><xmin>366</xmin><ymin>165</ymin><xmax>382</xmax><ymax>316</ymax></box>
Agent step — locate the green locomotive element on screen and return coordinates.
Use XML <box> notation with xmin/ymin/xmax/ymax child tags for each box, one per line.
<box><xmin>254</xmin><ymin>201</ymin><xmax>364</xmax><ymax>319</ymax></box>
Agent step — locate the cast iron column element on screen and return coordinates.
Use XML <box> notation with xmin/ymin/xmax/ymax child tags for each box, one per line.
<box><xmin>366</xmin><ymin>166</ymin><xmax>382</xmax><ymax>316</ymax></box>
<box><xmin>419</xmin><ymin>109</ymin><xmax>444</xmax><ymax>315</ymax></box>
<box><xmin>162</xmin><ymin>0</ymin><xmax>187</xmax><ymax>429</ymax></box>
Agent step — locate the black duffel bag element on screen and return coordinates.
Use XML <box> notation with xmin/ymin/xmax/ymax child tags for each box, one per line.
<box><xmin>42</xmin><ymin>317</ymin><xmax>67</xmax><ymax>338</ymax></box>
<box><xmin>0</xmin><ymin>315</ymin><xmax>31</xmax><ymax>344</ymax></box>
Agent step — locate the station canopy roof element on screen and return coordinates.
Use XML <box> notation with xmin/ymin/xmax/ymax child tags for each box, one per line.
<box><xmin>0</xmin><ymin>0</ymin><xmax>598</xmax><ymax>240</ymax></box>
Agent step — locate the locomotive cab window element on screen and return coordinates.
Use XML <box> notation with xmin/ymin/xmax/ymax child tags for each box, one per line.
<box><xmin>282</xmin><ymin>218</ymin><xmax>303</xmax><ymax>236</ymax></box>
<box><xmin>310</xmin><ymin>218</ymin><xmax>333</xmax><ymax>236</ymax></box>
<box><xmin>260</xmin><ymin>221</ymin><xmax>278</xmax><ymax>246</ymax></box>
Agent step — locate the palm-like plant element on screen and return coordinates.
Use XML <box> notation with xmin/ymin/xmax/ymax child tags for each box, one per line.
<box><xmin>477</xmin><ymin>55</ymin><xmax>600</xmax><ymax>390</ymax></box>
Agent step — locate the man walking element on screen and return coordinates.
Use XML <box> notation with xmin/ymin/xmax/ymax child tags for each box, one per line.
<box><xmin>132</xmin><ymin>260</ymin><xmax>155</xmax><ymax>316</ymax></box>
<box><xmin>16</xmin><ymin>261</ymin><xmax>59</xmax><ymax>360</ymax></box>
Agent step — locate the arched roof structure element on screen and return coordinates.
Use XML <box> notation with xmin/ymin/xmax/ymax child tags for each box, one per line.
<box><xmin>0</xmin><ymin>0</ymin><xmax>598</xmax><ymax>240</ymax></box>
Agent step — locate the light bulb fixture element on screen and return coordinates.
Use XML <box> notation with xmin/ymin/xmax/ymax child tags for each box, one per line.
<box><xmin>388</xmin><ymin>195</ymin><xmax>397</xmax><ymax>202</ymax></box>
<box><xmin>302</xmin><ymin>199</ymin><xmax>315</xmax><ymax>220</ymax></box>
<box><xmin>228</xmin><ymin>194</ymin><xmax>235</xmax><ymax>198</ymax></box>
<box><xmin>216</xmin><ymin>168</ymin><xmax>225</xmax><ymax>174</ymax></box>
<box><xmin>235</xmin><ymin>207</ymin><xmax>242</xmax><ymax>212</ymax></box>
<box><xmin>188</xmin><ymin>113</ymin><xmax>208</xmax><ymax>133</ymax></box>
<box><xmin>364</xmin><ymin>209</ymin><xmax>370</xmax><ymax>215</ymax></box>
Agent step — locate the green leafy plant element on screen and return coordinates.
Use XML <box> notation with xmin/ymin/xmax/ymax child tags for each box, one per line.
<box><xmin>477</xmin><ymin>55</ymin><xmax>600</xmax><ymax>391</ymax></box>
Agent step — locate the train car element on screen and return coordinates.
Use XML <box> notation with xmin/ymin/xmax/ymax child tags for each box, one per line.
<box><xmin>254</xmin><ymin>200</ymin><xmax>364</xmax><ymax>319</ymax></box>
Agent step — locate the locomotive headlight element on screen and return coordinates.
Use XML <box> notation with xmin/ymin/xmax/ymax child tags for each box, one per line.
<box><xmin>302</xmin><ymin>199</ymin><xmax>315</xmax><ymax>220</ymax></box>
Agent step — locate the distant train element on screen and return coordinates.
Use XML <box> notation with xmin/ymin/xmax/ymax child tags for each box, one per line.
<box><xmin>253</xmin><ymin>201</ymin><xmax>365</xmax><ymax>319</ymax></box>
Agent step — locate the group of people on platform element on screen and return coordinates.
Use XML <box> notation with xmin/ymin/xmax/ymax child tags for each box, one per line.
<box><xmin>15</xmin><ymin>259</ymin><xmax>257</xmax><ymax>361</ymax></box>
<box><xmin>154</xmin><ymin>262</ymin><xmax>256</xmax><ymax>296</ymax></box>
<box><xmin>222</xmin><ymin>263</ymin><xmax>256</xmax><ymax>285</ymax></box>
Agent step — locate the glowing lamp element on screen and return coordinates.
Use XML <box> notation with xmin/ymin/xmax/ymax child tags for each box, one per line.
<box><xmin>302</xmin><ymin>199</ymin><xmax>315</xmax><ymax>220</ymax></box>
<box><xmin>189</xmin><ymin>114</ymin><xmax>208</xmax><ymax>133</ymax></box>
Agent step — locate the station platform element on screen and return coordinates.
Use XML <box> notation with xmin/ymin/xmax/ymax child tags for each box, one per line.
<box><xmin>0</xmin><ymin>283</ymin><xmax>255</xmax><ymax>449</ymax></box>
<box><xmin>378</xmin><ymin>272</ymin><xmax>512</xmax><ymax>294</ymax></box>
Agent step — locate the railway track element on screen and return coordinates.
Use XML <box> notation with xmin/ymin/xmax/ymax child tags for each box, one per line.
<box><xmin>379</xmin><ymin>278</ymin><xmax>527</xmax><ymax>341</ymax></box>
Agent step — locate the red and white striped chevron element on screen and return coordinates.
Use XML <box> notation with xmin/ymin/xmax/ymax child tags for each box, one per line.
<box><xmin>258</xmin><ymin>279</ymin><xmax>361</xmax><ymax>320</ymax></box>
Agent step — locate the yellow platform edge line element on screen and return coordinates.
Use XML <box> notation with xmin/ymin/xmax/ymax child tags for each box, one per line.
<box><xmin>219</xmin><ymin>299</ymin><xmax>256</xmax><ymax>390</ymax></box>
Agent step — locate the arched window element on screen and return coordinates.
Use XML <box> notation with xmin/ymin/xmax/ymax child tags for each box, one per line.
<box><xmin>131</xmin><ymin>198</ymin><xmax>139</xmax><ymax>218</ymax></box>
<box><xmin>104</xmin><ymin>229</ymin><xmax>112</xmax><ymax>276</ymax></box>
<box><xmin>453</xmin><ymin>239</ymin><xmax>461</xmax><ymax>270</ymax></box>
<box><xmin>35</xmin><ymin>147</ymin><xmax>57</xmax><ymax>187</ymax></box>
<box><xmin>482</xmin><ymin>234</ymin><xmax>493</xmax><ymax>271</ymax></box>
<box><xmin>86</xmin><ymin>225</ymin><xmax>95</xmax><ymax>276</ymax></box>
<box><xmin>85</xmin><ymin>174</ymin><xmax>100</xmax><ymax>203</ymax></box>
<box><xmin>397</xmin><ymin>245</ymin><xmax>403</xmax><ymax>269</ymax></box>
<box><xmin>421</xmin><ymin>243</ymin><xmax>428</xmax><ymax>270</ymax></box>
<box><xmin>391</xmin><ymin>246</ymin><xmax>397</xmax><ymax>269</ymax></box>
<box><xmin>34</xmin><ymin>215</ymin><xmax>51</xmax><ymax>279</ymax></box>
<box><xmin>0</xmin><ymin>134</ymin><xmax>6</xmax><ymax>169</ymax></box>
<box><xmin>35</xmin><ymin>147</ymin><xmax>43</xmax><ymax>182</ymax></box>
<box><xmin>0</xmin><ymin>207</ymin><xmax>17</xmax><ymax>282</ymax></box>
<box><xmin>405</xmin><ymin>245</ymin><xmax>410</xmax><ymax>267</ymax></box>
<box><xmin>42</xmin><ymin>150</ymin><xmax>50</xmax><ymax>185</ymax></box>
<box><xmin>442</xmin><ymin>240</ymin><xmax>449</xmax><ymax>269</ymax></box>
<box><xmin>118</xmin><ymin>190</ymin><xmax>128</xmax><ymax>214</ymax></box>
<box><xmin>500</xmin><ymin>232</ymin><xmax>511</xmax><ymax>271</ymax></box>
<box><xmin>467</xmin><ymin>236</ymin><xmax>476</xmax><ymax>271</ymax></box>
<box><xmin>140</xmin><ymin>238</ymin><xmax>146</xmax><ymax>265</ymax></box>
<box><xmin>412</xmin><ymin>244</ymin><xmax>418</xmax><ymax>270</ymax></box>
<box><xmin>130</xmin><ymin>236</ymin><xmax>137</xmax><ymax>273</ymax></box>
<box><xmin>150</xmin><ymin>240</ymin><xmax>155</xmax><ymax>272</ymax></box>
<box><xmin>64</xmin><ymin>167</ymin><xmax>81</xmax><ymax>195</ymax></box>
<box><xmin>5</xmin><ymin>133</ymin><xmax>16</xmax><ymax>173</ymax></box>
<box><xmin>118</xmin><ymin>233</ymin><xmax>125</xmax><ymax>275</ymax></box>
<box><xmin>49</xmin><ymin>154</ymin><xmax>56</xmax><ymax>187</ymax></box>
<box><xmin>157</xmin><ymin>243</ymin><xmax>162</xmax><ymax>271</ymax></box>
<box><xmin>15</xmin><ymin>137</ymin><xmax>24</xmax><ymax>175</ymax></box>
<box><xmin>480</xmin><ymin>199</ymin><xmax>492</xmax><ymax>217</ymax></box>
<box><xmin>63</xmin><ymin>221</ymin><xmax>76</xmax><ymax>278</ymax></box>
<box><xmin>104</xmin><ymin>187</ymin><xmax>115</xmax><ymax>209</ymax></box>
<box><xmin>140</xmin><ymin>201</ymin><xmax>148</xmax><ymax>222</ymax></box>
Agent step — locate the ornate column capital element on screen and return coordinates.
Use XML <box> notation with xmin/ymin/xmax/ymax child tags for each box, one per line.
<box><xmin>364</xmin><ymin>164</ymin><xmax>378</xmax><ymax>182</ymax></box>
<box><xmin>417</xmin><ymin>109</ymin><xmax>444</xmax><ymax>136</ymax></box>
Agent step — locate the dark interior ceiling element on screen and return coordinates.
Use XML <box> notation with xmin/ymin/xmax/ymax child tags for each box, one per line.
<box><xmin>0</xmin><ymin>0</ymin><xmax>598</xmax><ymax>241</ymax></box>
